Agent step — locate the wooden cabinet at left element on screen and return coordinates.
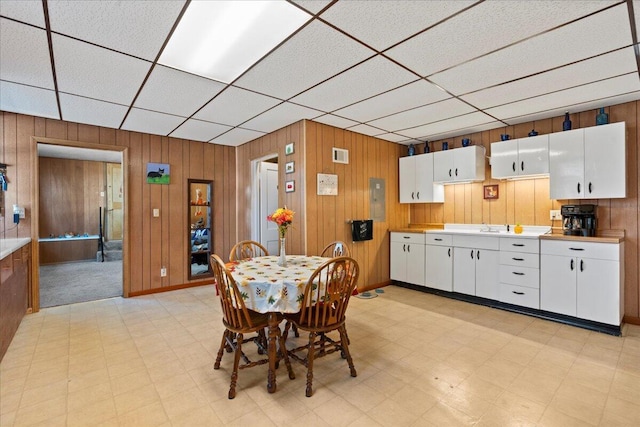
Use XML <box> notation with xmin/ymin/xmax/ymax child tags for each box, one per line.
<box><xmin>0</xmin><ymin>243</ymin><xmax>31</xmax><ymax>361</ymax></box>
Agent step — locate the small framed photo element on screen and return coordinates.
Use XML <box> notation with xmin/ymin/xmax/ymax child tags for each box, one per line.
<box><xmin>285</xmin><ymin>142</ymin><xmax>294</xmax><ymax>155</ymax></box>
<box><xmin>146</xmin><ymin>162</ymin><xmax>170</xmax><ymax>184</ymax></box>
<box><xmin>285</xmin><ymin>180</ymin><xmax>295</xmax><ymax>193</ymax></box>
<box><xmin>285</xmin><ymin>161</ymin><xmax>294</xmax><ymax>174</ymax></box>
<box><xmin>484</xmin><ymin>184</ymin><xmax>499</xmax><ymax>200</ymax></box>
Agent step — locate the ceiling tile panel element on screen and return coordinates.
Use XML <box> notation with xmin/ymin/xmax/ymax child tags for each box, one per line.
<box><xmin>60</xmin><ymin>93</ymin><xmax>128</xmax><ymax>128</ymax></box>
<box><xmin>134</xmin><ymin>65</ymin><xmax>226</xmax><ymax>117</ymax></box>
<box><xmin>0</xmin><ymin>19</ymin><xmax>54</xmax><ymax>88</ymax></box>
<box><xmin>0</xmin><ymin>0</ymin><xmax>45</xmax><ymax>27</ymax></box>
<box><xmin>47</xmin><ymin>0</ymin><xmax>185</xmax><ymax>60</ymax></box>
<box><xmin>53</xmin><ymin>34</ymin><xmax>151</xmax><ymax>105</ymax></box>
<box><xmin>399</xmin><ymin>112</ymin><xmax>496</xmax><ymax>139</ymax></box>
<box><xmin>368</xmin><ymin>98</ymin><xmax>475</xmax><ymax>132</ymax></box>
<box><xmin>194</xmin><ymin>86</ymin><xmax>281</xmax><ymax>127</ymax></box>
<box><xmin>121</xmin><ymin>108</ymin><xmax>186</xmax><ymax>136</ymax></box>
<box><xmin>0</xmin><ymin>81</ymin><xmax>59</xmax><ymax>119</ymax></box>
<box><xmin>486</xmin><ymin>74</ymin><xmax>640</xmax><ymax>120</ymax></box>
<box><xmin>461</xmin><ymin>47</ymin><xmax>638</xmax><ymax>109</ymax></box>
<box><xmin>373</xmin><ymin>133</ymin><xmax>416</xmax><ymax>143</ymax></box>
<box><xmin>333</xmin><ymin>79</ymin><xmax>450</xmax><ymax>123</ymax></box>
<box><xmin>427</xmin><ymin>121</ymin><xmax>504</xmax><ymax>142</ymax></box>
<box><xmin>311</xmin><ymin>114</ymin><xmax>360</xmax><ymax>129</ymax></box>
<box><xmin>291</xmin><ymin>1</ymin><xmax>333</xmax><ymax>15</ymax></box>
<box><xmin>210</xmin><ymin>128</ymin><xmax>266</xmax><ymax>147</ymax></box>
<box><xmin>241</xmin><ymin>102</ymin><xmax>322</xmax><ymax>133</ymax></box>
<box><xmin>386</xmin><ymin>1</ymin><xmax>618</xmax><ymax>77</ymax></box>
<box><xmin>346</xmin><ymin>123</ymin><xmax>387</xmax><ymax>137</ymax></box>
<box><xmin>290</xmin><ymin>56</ymin><xmax>417</xmax><ymax>112</ymax></box>
<box><xmin>431</xmin><ymin>4</ymin><xmax>633</xmax><ymax>96</ymax></box>
<box><xmin>234</xmin><ymin>20</ymin><xmax>374</xmax><ymax>99</ymax></box>
<box><xmin>320</xmin><ymin>0</ymin><xmax>475</xmax><ymax>51</ymax></box>
<box><xmin>169</xmin><ymin>118</ymin><xmax>231</xmax><ymax>142</ymax></box>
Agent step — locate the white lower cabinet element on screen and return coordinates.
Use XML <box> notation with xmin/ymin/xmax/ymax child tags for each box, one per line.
<box><xmin>390</xmin><ymin>232</ymin><xmax>426</xmax><ymax>286</ymax></box>
<box><xmin>499</xmin><ymin>237</ymin><xmax>541</xmax><ymax>309</ymax></box>
<box><xmin>425</xmin><ymin>234</ymin><xmax>453</xmax><ymax>291</ymax></box>
<box><xmin>452</xmin><ymin>235</ymin><xmax>499</xmax><ymax>298</ymax></box>
<box><xmin>540</xmin><ymin>240</ymin><xmax>623</xmax><ymax>325</ymax></box>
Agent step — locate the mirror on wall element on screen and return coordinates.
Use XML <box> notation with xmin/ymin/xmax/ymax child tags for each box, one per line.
<box><xmin>188</xmin><ymin>179</ymin><xmax>213</xmax><ymax>279</ymax></box>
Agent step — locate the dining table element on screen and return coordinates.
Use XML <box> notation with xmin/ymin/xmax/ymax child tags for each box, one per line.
<box><xmin>226</xmin><ymin>254</ymin><xmax>329</xmax><ymax>393</ymax></box>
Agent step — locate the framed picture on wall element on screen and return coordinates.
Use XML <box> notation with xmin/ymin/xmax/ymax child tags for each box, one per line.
<box><xmin>484</xmin><ymin>184</ymin><xmax>499</xmax><ymax>199</ymax></box>
<box><xmin>285</xmin><ymin>142</ymin><xmax>294</xmax><ymax>155</ymax></box>
<box><xmin>147</xmin><ymin>163</ymin><xmax>170</xmax><ymax>184</ymax></box>
<box><xmin>285</xmin><ymin>180</ymin><xmax>295</xmax><ymax>192</ymax></box>
<box><xmin>285</xmin><ymin>161</ymin><xmax>294</xmax><ymax>174</ymax></box>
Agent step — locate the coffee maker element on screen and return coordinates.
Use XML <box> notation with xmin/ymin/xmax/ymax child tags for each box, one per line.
<box><xmin>561</xmin><ymin>204</ymin><xmax>597</xmax><ymax>236</ymax></box>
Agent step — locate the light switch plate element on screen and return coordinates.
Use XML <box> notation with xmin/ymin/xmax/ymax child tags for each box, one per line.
<box><xmin>550</xmin><ymin>210</ymin><xmax>561</xmax><ymax>220</ymax></box>
<box><xmin>153</xmin><ymin>208</ymin><xmax>160</xmax><ymax>217</ymax></box>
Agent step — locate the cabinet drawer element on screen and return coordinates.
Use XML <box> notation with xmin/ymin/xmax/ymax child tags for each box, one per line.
<box><xmin>425</xmin><ymin>233</ymin><xmax>452</xmax><ymax>246</ymax></box>
<box><xmin>500</xmin><ymin>284</ymin><xmax>540</xmax><ymax>309</ymax></box>
<box><xmin>499</xmin><ymin>251</ymin><xmax>539</xmax><ymax>268</ymax></box>
<box><xmin>541</xmin><ymin>240</ymin><xmax>620</xmax><ymax>261</ymax></box>
<box><xmin>499</xmin><ymin>237</ymin><xmax>540</xmax><ymax>254</ymax></box>
<box><xmin>452</xmin><ymin>235</ymin><xmax>499</xmax><ymax>250</ymax></box>
<box><xmin>499</xmin><ymin>265</ymin><xmax>540</xmax><ymax>288</ymax></box>
<box><xmin>391</xmin><ymin>232</ymin><xmax>426</xmax><ymax>244</ymax></box>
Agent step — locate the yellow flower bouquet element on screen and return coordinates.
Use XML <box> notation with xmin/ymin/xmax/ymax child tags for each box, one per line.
<box><xmin>267</xmin><ymin>207</ymin><xmax>294</xmax><ymax>238</ymax></box>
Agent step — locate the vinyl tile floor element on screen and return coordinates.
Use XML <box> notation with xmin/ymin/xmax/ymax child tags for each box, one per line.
<box><xmin>1</xmin><ymin>285</ymin><xmax>640</xmax><ymax>426</ymax></box>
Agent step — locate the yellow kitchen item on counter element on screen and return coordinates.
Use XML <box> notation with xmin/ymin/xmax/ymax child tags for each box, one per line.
<box><xmin>514</xmin><ymin>224</ymin><xmax>523</xmax><ymax>234</ymax></box>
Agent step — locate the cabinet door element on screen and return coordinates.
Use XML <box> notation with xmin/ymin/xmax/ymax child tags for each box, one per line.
<box><xmin>475</xmin><ymin>249</ymin><xmax>499</xmax><ymax>300</ymax></box>
<box><xmin>518</xmin><ymin>134</ymin><xmax>549</xmax><ymax>176</ymax></box>
<box><xmin>540</xmin><ymin>254</ymin><xmax>576</xmax><ymax>316</ymax></box>
<box><xmin>549</xmin><ymin>129</ymin><xmax>584</xmax><ymax>199</ymax></box>
<box><xmin>426</xmin><ymin>245</ymin><xmax>453</xmax><ymax>291</ymax></box>
<box><xmin>433</xmin><ymin>150</ymin><xmax>454</xmax><ymax>182</ymax></box>
<box><xmin>453</xmin><ymin>247</ymin><xmax>476</xmax><ymax>295</ymax></box>
<box><xmin>584</xmin><ymin>122</ymin><xmax>626</xmax><ymax>199</ymax></box>
<box><xmin>406</xmin><ymin>243</ymin><xmax>426</xmax><ymax>286</ymax></box>
<box><xmin>490</xmin><ymin>140</ymin><xmax>519</xmax><ymax>179</ymax></box>
<box><xmin>577</xmin><ymin>258</ymin><xmax>620</xmax><ymax>325</ymax></box>
<box><xmin>414</xmin><ymin>153</ymin><xmax>443</xmax><ymax>203</ymax></box>
<box><xmin>390</xmin><ymin>241</ymin><xmax>406</xmax><ymax>282</ymax></box>
<box><xmin>453</xmin><ymin>146</ymin><xmax>485</xmax><ymax>181</ymax></box>
<box><xmin>399</xmin><ymin>156</ymin><xmax>415</xmax><ymax>203</ymax></box>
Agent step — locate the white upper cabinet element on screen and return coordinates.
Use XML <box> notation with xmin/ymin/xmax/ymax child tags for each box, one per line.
<box><xmin>399</xmin><ymin>153</ymin><xmax>444</xmax><ymax>204</ymax></box>
<box><xmin>549</xmin><ymin>122</ymin><xmax>625</xmax><ymax>199</ymax></box>
<box><xmin>491</xmin><ymin>135</ymin><xmax>549</xmax><ymax>179</ymax></box>
<box><xmin>433</xmin><ymin>146</ymin><xmax>485</xmax><ymax>183</ymax></box>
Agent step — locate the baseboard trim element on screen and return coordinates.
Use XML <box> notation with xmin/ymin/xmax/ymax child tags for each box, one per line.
<box><xmin>623</xmin><ymin>315</ymin><xmax>640</xmax><ymax>326</ymax></box>
<box><xmin>129</xmin><ymin>279</ymin><xmax>214</xmax><ymax>297</ymax></box>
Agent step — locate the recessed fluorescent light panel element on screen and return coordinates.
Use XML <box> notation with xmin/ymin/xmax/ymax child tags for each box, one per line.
<box><xmin>159</xmin><ymin>1</ymin><xmax>309</xmax><ymax>83</ymax></box>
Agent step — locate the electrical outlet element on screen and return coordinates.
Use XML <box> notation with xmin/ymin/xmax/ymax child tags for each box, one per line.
<box><xmin>550</xmin><ymin>210</ymin><xmax>562</xmax><ymax>220</ymax></box>
<box><xmin>160</xmin><ymin>267</ymin><xmax>167</xmax><ymax>277</ymax></box>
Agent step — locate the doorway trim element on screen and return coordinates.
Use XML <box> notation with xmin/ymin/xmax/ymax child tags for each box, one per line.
<box><xmin>30</xmin><ymin>136</ymin><xmax>130</xmax><ymax>312</ymax></box>
<box><xmin>250</xmin><ymin>154</ymin><xmax>278</xmax><ymax>243</ymax></box>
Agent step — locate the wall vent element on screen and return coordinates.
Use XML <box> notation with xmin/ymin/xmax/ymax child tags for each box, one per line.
<box><xmin>332</xmin><ymin>147</ymin><xmax>349</xmax><ymax>164</ymax></box>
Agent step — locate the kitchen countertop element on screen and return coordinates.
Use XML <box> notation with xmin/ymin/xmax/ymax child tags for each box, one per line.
<box><xmin>540</xmin><ymin>234</ymin><xmax>624</xmax><ymax>244</ymax></box>
<box><xmin>0</xmin><ymin>238</ymin><xmax>31</xmax><ymax>260</ymax></box>
<box><xmin>390</xmin><ymin>224</ymin><xmax>551</xmax><ymax>239</ymax></box>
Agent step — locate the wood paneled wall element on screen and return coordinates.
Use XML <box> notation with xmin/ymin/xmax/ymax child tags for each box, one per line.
<box><xmin>411</xmin><ymin>102</ymin><xmax>639</xmax><ymax>319</ymax></box>
<box><xmin>0</xmin><ymin>112</ymin><xmax>236</xmax><ymax>302</ymax></box>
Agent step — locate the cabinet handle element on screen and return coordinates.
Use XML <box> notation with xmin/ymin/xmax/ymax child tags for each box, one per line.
<box><xmin>512</xmin><ymin>257</ymin><xmax>524</xmax><ymax>261</ymax></box>
<box><xmin>455</xmin><ymin>168</ymin><xmax>458</xmax><ymax>177</ymax></box>
<box><xmin>411</xmin><ymin>192</ymin><xmax>415</xmax><ymax>200</ymax></box>
<box><xmin>512</xmin><ymin>272</ymin><xmax>525</xmax><ymax>276</ymax></box>
<box><xmin>448</xmin><ymin>248</ymin><xmax>451</xmax><ymax>257</ymax></box>
<box><xmin>588</xmin><ymin>182</ymin><xmax>592</xmax><ymax>193</ymax></box>
<box><xmin>570</xmin><ymin>259</ymin><xmax>574</xmax><ymax>270</ymax></box>
<box><xmin>434</xmin><ymin>238</ymin><xmax>443</xmax><ymax>241</ymax></box>
<box><xmin>512</xmin><ymin>243</ymin><xmax>524</xmax><ymax>247</ymax></box>
<box><xmin>569</xmin><ymin>247</ymin><xmax>584</xmax><ymax>251</ymax></box>
<box><xmin>512</xmin><ymin>161</ymin><xmax>516</xmax><ymax>172</ymax></box>
<box><xmin>407</xmin><ymin>245</ymin><xmax>410</xmax><ymax>253</ymax></box>
<box><xmin>470</xmin><ymin>250</ymin><xmax>474</xmax><ymax>259</ymax></box>
<box><xmin>416</xmin><ymin>192</ymin><xmax>420</xmax><ymax>199</ymax></box>
<box><xmin>512</xmin><ymin>291</ymin><xmax>525</xmax><ymax>295</ymax></box>
<box><xmin>577</xmin><ymin>182</ymin><xmax>581</xmax><ymax>194</ymax></box>
<box><xmin>477</xmin><ymin>250</ymin><xmax>480</xmax><ymax>260</ymax></box>
<box><xmin>403</xmin><ymin>244</ymin><xmax>406</xmax><ymax>252</ymax></box>
<box><xmin>580</xmin><ymin>259</ymin><xmax>584</xmax><ymax>272</ymax></box>
<box><xmin>403</xmin><ymin>236</ymin><xmax>411</xmax><ymax>239</ymax></box>
<box><xmin>521</xmin><ymin>161</ymin><xmax>524</xmax><ymax>171</ymax></box>
<box><xmin>449</xmin><ymin>169</ymin><xmax>452</xmax><ymax>177</ymax></box>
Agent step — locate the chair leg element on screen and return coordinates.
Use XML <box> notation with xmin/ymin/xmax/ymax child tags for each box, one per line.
<box><xmin>338</xmin><ymin>326</ymin><xmax>357</xmax><ymax>377</ymax></box>
<box><xmin>282</xmin><ymin>320</ymin><xmax>292</xmax><ymax>342</ymax></box>
<box><xmin>277</xmin><ymin>329</ymin><xmax>296</xmax><ymax>380</ymax></box>
<box><xmin>229</xmin><ymin>332</ymin><xmax>243</xmax><ymax>399</ymax></box>
<box><xmin>305</xmin><ymin>331</ymin><xmax>316</xmax><ymax>397</ymax></box>
<box><xmin>214</xmin><ymin>329</ymin><xmax>228</xmax><ymax>369</ymax></box>
<box><xmin>292</xmin><ymin>323</ymin><xmax>300</xmax><ymax>337</ymax></box>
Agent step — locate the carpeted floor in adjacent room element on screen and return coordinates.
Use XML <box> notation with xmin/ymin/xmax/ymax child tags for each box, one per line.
<box><xmin>39</xmin><ymin>260</ymin><xmax>122</xmax><ymax>307</ymax></box>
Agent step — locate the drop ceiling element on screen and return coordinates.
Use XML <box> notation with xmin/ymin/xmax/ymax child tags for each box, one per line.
<box><xmin>1</xmin><ymin>0</ymin><xmax>639</xmax><ymax>147</ymax></box>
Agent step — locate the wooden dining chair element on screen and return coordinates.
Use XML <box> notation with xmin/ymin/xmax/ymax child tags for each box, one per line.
<box><xmin>283</xmin><ymin>256</ymin><xmax>360</xmax><ymax>397</ymax></box>
<box><xmin>320</xmin><ymin>241</ymin><xmax>351</xmax><ymax>258</ymax></box>
<box><xmin>210</xmin><ymin>254</ymin><xmax>294</xmax><ymax>399</ymax></box>
<box><xmin>229</xmin><ymin>240</ymin><xmax>269</xmax><ymax>262</ymax></box>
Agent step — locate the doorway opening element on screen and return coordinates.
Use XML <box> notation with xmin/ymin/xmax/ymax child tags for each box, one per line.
<box><xmin>251</xmin><ymin>155</ymin><xmax>279</xmax><ymax>255</ymax></box>
<box><xmin>32</xmin><ymin>139</ymin><xmax>128</xmax><ymax>310</ymax></box>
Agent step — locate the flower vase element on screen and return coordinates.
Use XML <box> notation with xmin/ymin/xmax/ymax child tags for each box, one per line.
<box><xmin>278</xmin><ymin>237</ymin><xmax>287</xmax><ymax>267</ymax></box>
<box><xmin>596</xmin><ymin>108</ymin><xmax>609</xmax><ymax>126</ymax></box>
<box><xmin>563</xmin><ymin>112</ymin><xmax>572</xmax><ymax>131</ymax></box>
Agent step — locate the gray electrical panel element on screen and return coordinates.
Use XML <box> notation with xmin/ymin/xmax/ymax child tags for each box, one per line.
<box><xmin>369</xmin><ymin>178</ymin><xmax>385</xmax><ymax>222</ymax></box>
